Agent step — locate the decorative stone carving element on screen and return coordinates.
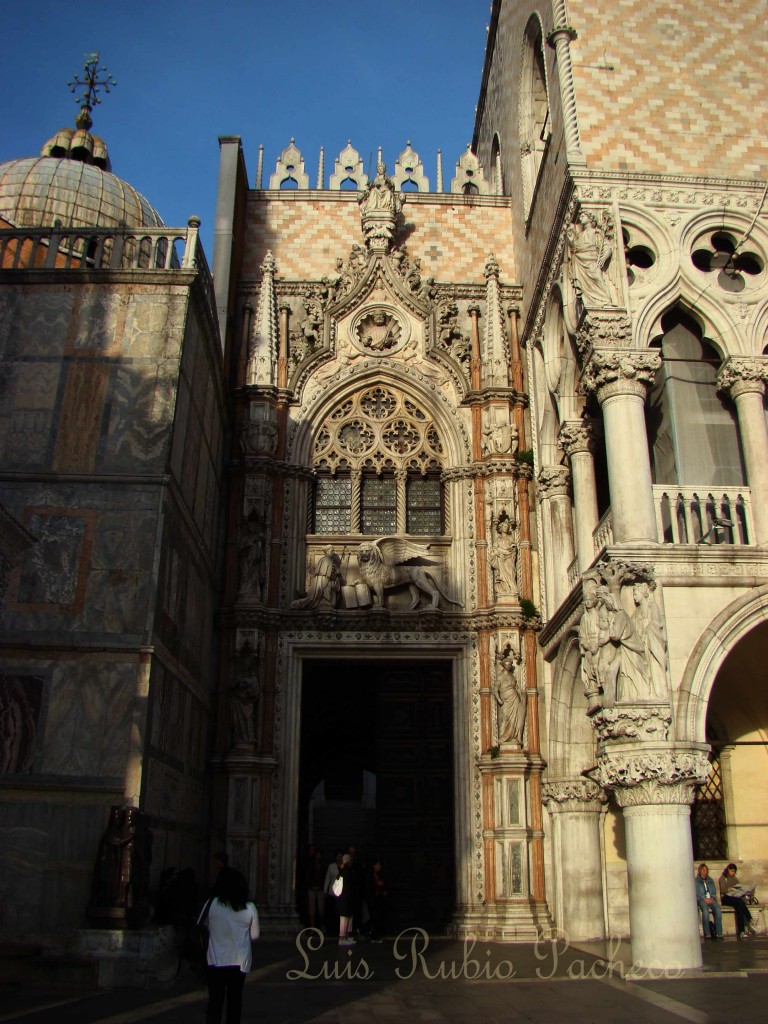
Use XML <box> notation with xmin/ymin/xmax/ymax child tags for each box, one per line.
<box><xmin>358</xmin><ymin>162</ymin><xmax>401</xmax><ymax>250</ymax></box>
<box><xmin>537</xmin><ymin>465</ymin><xmax>570</xmax><ymax>500</ymax></box>
<box><xmin>240</xmin><ymin>404</ymin><xmax>278</xmax><ymax>456</ymax></box>
<box><xmin>229</xmin><ymin>638</ymin><xmax>261</xmax><ymax>747</ymax></box>
<box><xmin>290</xmin><ymin>545</ymin><xmax>343</xmax><ymax>609</ymax></box>
<box><xmin>246</xmin><ymin>252</ymin><xmax>279</xmax><ymax>386</ymax></box>
<box><xmin>596</xmin><ymin>750</ymin><xmax>711</xmax><ymax>806</ymax></box>
<box><xmin>450</xmin><ymin>145</ymin><xmax>490</xmax><ymax>195</ymax></box>
<box><xmin>579</xmin><ymin>349</ymin><xmax>661</xmax><ymax>401</ymax></box>
<box><xmin>237</xmin><ymin>509</ymin><xmax>268</xmax><ymax>602</ymax></box>
<box><xmin>575</xmin><ymin>310</ymin><xmax>633</xmax><ymax>358</ymax></box>
<box><xmin>392</xmin><ymin>141</ymin><xmax>429</xmax><ymax>193</ymax></box>
<box><xmin>483</xmin><ymin>253</ymin><xmax>511</xmax><ymax>385</ymax></box>
<box><xmin>590</xmin><ymin>705</ymin><xmax>672</xmax><ymax>744</ymax></box>
<box><xmin>268</xmin><ymin>139</ymin><xmax>309</xmax><ymax>189</ymax></box>
<box><xmin>577</xmin><ymin>561</ymin><xmax>670</xmax><ymax>712</ymax></box>
<box><xmin>542</xmin><ymin>778</ymin><xmax>607</xmax><ymax>810</ymax></box>
<box><xmin>482</xmin><ymin>408</ymin><xmax>519</xmax><ymax>457</ymax></box>
<box><xmin>565</xmin><ymin>209</ymin><xmax>619</xmax><ymax>307</ymax></box>
<box><xmin>353</xmin><ymin>307</ymin><xmax>403</xmax><ymax>355</ymax></box>
<box><xmin>356</xmin><ymin>537</ymin><xmax>461</xmax><ymax>610</ymax></box>
<box><xmin>557</xmin><ymin>418</ymin><xmax>597</xmax><ymax>458</ymax></box>
<box><xmin>488</xmin><ymin>509</ymin><xmax>518</xmax><ymax>597</ymax></box>
<box><xmin>435</xmin><ymin>296</ymin><xmax>471</xmax><ymax>365</ymax></box>
<box><xmin>492</xmin><ymin>640</ymin><xmax>526</xmax><ymax>746</ymax></box>
<box><xmin>717</xmin><ymin>356</ymin><xmax>768</xmax><ymax>399</ymax></box>
<box><xmin>328</xmin><ymin>141</ymin><xmax>368</xmax><ymax>191</ymax></box>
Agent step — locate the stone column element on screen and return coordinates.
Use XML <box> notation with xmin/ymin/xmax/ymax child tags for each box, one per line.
<box><xmin>717</xmin><ymin>357</ymin><xmax>768</xmax><ymax>546</ymax></box>
<box><xmin>558</xmin><ymin>419</ymin><xmax>599</xmax><ymax>573</ymax></box>
<box><xmin>597</xmin><ymin>748</ymin><xmax>710</xmax><ymax>969</ymax></box>
<box><xmin>543</xmin><ymin>779</ymin><xmax>607</xmax><ymax>941</ymax></box>
<box><xmin>537</xmin><ymin>465</ymin><xmax>575</xmax><ymax>609</ymax></box>
<box><xmin>581</xmin><ymin>349</ymin><xmax>660</xmax><ymax>544</ymax></box>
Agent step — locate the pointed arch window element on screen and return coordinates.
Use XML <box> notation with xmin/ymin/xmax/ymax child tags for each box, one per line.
<box><xmin>520</xmin><ymin>18</ymin><xmax>551</xmax><ymax>217</ymax></box>
<box><xmin>311</xmin><ymin>386</ymin><xmax>446</xmax><ymax>537</ymax></box>
<box><xmin>646</xmin><ymin>310</ymin><xmax>745</xmax><ymax>486</ymax></box>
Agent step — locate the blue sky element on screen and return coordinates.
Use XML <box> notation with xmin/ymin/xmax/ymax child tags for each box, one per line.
<box><xmin>3</xmin><ymin>1</ymin><xmax>492</xmax><ymax>254</ymax></box>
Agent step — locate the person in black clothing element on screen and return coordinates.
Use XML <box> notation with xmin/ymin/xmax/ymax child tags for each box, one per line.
<box><xmin>337</xmin><ymin>854</ymin><xmax>357</xmax><ymax>945</ymax></box>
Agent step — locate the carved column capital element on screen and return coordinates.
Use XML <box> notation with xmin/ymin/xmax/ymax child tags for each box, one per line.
<box><xmin>542</xmin><ymin>777</ymin><xmax>607</xmax><ymax>811</ymax></box>
<box><xmin>558</xmin><ymin>418</ymin><xmax>598</xmax><ymax>458</ymax></box>
<box><xmin>580</xmin><ymin>348</ymin><xmax>661</xmax><ymax>402</ymax></box>
<box><xmin>537</xmin><ymin>464</ymin><xmax>570</xmax><ymax>500</ymax></box>
<box><xmin>575</xmin><ymin>310</ymin><xmax>632</xmax><ymax>359</ymax></box>
<box><xmin>717</xmin><ymin>356</ymin><xmax>768</xmax><ymax>400</ymax></box>
<box><xmin>590</xmin><ymin>705</ymin><xmax>672</xmax><ymax>746</ymax></box>
<box><xmin>596</xmin><ymin>748</ymin><xmax>710</xmax><ymax>807</ymax></box>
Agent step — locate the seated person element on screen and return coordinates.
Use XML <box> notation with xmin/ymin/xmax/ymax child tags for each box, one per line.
<box><xmin>695</xmin><ymin>863</ymin><xmax>722</xmax><ymax>939</ymax></box>
<box><xmin>719</xmin><ymin>863</ymin><xmax>757</xmax><ymax>939</ymax></box>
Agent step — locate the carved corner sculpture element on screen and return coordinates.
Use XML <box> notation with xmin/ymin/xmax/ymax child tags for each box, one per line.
<box><xmin>356</xmin><ymin>536</ymin><xmax>462</xmax><ymax>611</ymax></box>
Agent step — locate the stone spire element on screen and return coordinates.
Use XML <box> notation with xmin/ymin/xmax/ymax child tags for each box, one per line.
<box><xmin>247</xmin><ymin>252</ymin><xmax>279</xmax><ymax>385</ymax></box>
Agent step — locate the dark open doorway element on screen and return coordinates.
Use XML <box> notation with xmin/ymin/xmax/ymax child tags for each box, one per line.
<box><xmin>298</xmin><ymin>659</ymin><xmax>455</xmax><ymax>933</ymax></box>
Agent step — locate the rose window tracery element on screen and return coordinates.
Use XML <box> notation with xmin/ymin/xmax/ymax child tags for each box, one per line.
<box><xmin>312</xmin><ymin>386</ymin><xmax>445</xmax><ymax>535</ymax></box>
<box><xmin>314</xmin><ymin>386</ymin><xmax>443</xmax><ymax>475</ymax></box>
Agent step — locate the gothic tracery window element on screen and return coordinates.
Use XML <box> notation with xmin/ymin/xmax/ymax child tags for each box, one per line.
<box><xmin>519</xmin><ymin>17</ymin><xmax>551</xmax><ymax>216</ymax></box>
<box><xmin>311</xmin><ymin>386</ymin><xmax>445</xmax><ymax>536</ymax></box>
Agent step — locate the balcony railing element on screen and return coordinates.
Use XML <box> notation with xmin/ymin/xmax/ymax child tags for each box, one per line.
<box><xmin>653</xmin><ymin>485</ymin><xmax>751</xmax><ymax>545</ymax></box>
<box><xmin>591</xmin><ymin>485</ymin><xmax>753</xmax><ymax>555</ymax></box>
<box><xmin>0</xmin><ymin>221</ymin><xmax>215</xmax><ymax>317</ymax></box>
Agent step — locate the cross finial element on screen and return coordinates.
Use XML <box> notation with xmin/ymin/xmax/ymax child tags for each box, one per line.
<box><xmin>68</xmin><ymin>53</ymin><xmax>116</xmax><ymax>131</ymax></box>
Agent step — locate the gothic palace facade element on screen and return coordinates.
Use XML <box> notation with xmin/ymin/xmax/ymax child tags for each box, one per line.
<box><xmin>0</xmin><ymin>1</ymin><xmax>767</xmax><ymax>971</ymax></box>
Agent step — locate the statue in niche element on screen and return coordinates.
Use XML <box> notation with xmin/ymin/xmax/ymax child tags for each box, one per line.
<box><xmin>489</xmin><ymin>510</ymin><xmax>518</xmax><ymax>596</ymax></box>
<box><xmin>290</xmin><ymin>545</ymin><xmax>343</xmax><ymax>609</ymax></box>
<box><xmin>436</xmin><ymin>298</ymin><xmax>470</xmax><ymax>363</ymax></box>
<box><xmin>597</xmin><ymin>586</ymin><xmax>646</xmax><ymax>705</ymax></box>
<box><xmin>566</xmin><ymin>210</ymin><xmax>616</xmax><ymax>307</ymax></box>
<box><xmin>631</xmin><ymin>580</ymin><xmax>669</xmax><ymax>702</ymax></box>
<box><xmin>88</xmin><ymin>806</ymin><xmax>152</xmax><ymax>926</ymax></box>
<box><xmin>229</xmin><ymin>639</ymin><xmax>261</xmax><ymax>746</ymax></box>
<box><xmin>237</xmin><ymin>511</ymin><xmax>267</xmax><ymax>601</ymax></box>
<box><xmin>492</xmin><ymin>642</ymin><xmax>526</xmax><ymax>746</ymax></box>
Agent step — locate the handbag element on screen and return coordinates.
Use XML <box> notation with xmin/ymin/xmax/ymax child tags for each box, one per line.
<box><xmin>331</xmin><ymin>876</ymin><xmax>343</xmax><ymax>897</ymax></box>
<box><xmin>186</xmin><ymin>897</ymin><xmax>213</xmax><ymax>962</ymax></box>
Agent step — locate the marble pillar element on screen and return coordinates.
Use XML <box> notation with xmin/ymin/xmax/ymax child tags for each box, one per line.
<box><xmin>543</xmin><ymin>779</ymin><xmax>607</xmax><ymax>941</ymax></box>
<box><xmin>717</xmin><ymin>357</ymin><xmax>768</xmax><ymax>546</ymax></box>
<box><xmin>558</xmin><ymin>419</ymin><xmax>599</xmax><ymax>573</ymax></box>
<box><xmin>598</xmin><ymin>747</ymin><xmax>710</xmax><ymax>970</ymax></box>
<box><xmin>581</xmin><ymin>350</ymin><xmax>660</xmax><ymax>545</ymax></box>
<box><xmin>537</xmin><ymin>465</ymin><xmax>575</xmax><ymax>608</ymax></box>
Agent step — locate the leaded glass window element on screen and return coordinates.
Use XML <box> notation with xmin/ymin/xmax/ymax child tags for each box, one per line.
<box><xmin>407</xmin><ymin>475</ymin><xmax>442</xmax><ymax>535</ymax></box>
<box><xmin>361</xmin><ymin>475</ymin><xmax>396</xmax><ymax>534</ymax></box>
<box><xmin>313</xmin><ymin>475</ymin><xmax>351</xmax><ymax>533</ymax></box>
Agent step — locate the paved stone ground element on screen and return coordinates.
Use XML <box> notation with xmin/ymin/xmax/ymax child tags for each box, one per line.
<box><xmin>2</xmin><ymin>935</ymin><xmax>767</xmax><ymax>1024</ymax></box>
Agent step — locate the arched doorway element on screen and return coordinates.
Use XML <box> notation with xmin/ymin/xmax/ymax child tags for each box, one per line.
<box><xmin>298</xmin><ymin>658</ymin><xmax>456</xmax><ymax>932</ymax></box>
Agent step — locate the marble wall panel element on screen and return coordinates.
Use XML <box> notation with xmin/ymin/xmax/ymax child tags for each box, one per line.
<box><xmin>52</xmin><ymin>362</ymin><xmax>111</xmax><ymax>472</ymax></box>
<box><xmin>83</xmin><ymin>509</ymin><xmax>155</xmax><ymax>635</ymax></box>
<box><xmin>102</xmin><ymin>363</ymin><xmax>174</xmax><ymax>471</ymax></box>
<box><xmin>0</xmin><ymin>672</ymin><xmax>44</xmax><ymax>776</ymax></box>
<box><xmin>0</xmin><ymin>800</ymin><xmax>105</xmax><ymax>934</ymax></box>
<box><xmin>13</xmin><ymin>509</ymin><xmax>94</xmax><ymax>611</ymax></box>
<box><xmin>40</xmin><ymin>660</ymin><xmax>136</xmax><ymax>779</ymax></box>
<box><xmin>123</xmin><ymin>294</ymin><xmax>185</xmax><ymax>361</ymax></box>
<box><xmin>0</xmin><ymin>289</ymin><xmax>73</xmax><ymax>358</ymax></box>
<box><xmin>66</xmin><ymin>289</ymin><xmax>126</xmax><ymax>355</ymax></box>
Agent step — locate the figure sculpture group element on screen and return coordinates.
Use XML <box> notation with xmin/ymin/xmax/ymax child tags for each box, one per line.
<box><xmin>579</xmin><ymin>563</ymin><xmax>669</xmax><ymax>711</ymax></box>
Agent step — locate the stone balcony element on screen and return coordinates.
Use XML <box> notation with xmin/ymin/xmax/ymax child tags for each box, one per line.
<box><xmin>0</xmin><ymin>219</ymin><xmax>215</xmax><ymax>316</ymax></box>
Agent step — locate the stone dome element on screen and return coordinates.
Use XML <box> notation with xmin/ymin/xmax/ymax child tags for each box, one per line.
<box><xmin>0</xmin><ymin>154</ymin><xmax>164</xmax><ymax>231</ymax></box>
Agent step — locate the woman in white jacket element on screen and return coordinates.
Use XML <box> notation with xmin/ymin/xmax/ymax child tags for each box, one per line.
<box><xmin>200</xmin><ymin>867</ymin><xmax>259</xmax><ymax>1024</ymax></box>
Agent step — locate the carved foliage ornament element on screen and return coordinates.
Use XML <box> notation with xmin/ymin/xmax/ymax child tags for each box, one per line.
<box><xmin>542</xmin><ymin>779</ymin><xmax>607</xmax><ymax>807</ymax></box>
<box><xmin>579</xmin><ymin>349</ymin><xmax>661</xmax><ymax>398</ymax></box>
<box><xmin>557</xmin><ymin>418</ymin><xmax>597</xmax><ymax>458</ymax></box>
<box><xmin>717</xmin><ymin>357</ymin><xmax>768</xmax><ymax>398</ymax></box>
<box><xmin>575</xmin><ymin>311</ymin><xmax>632</xmax><ymax>358</ymax></box>
<box><xmin>596</xmin><ymin>750</ymin><xmax>711</xmax><ymax>806</ymax></box>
